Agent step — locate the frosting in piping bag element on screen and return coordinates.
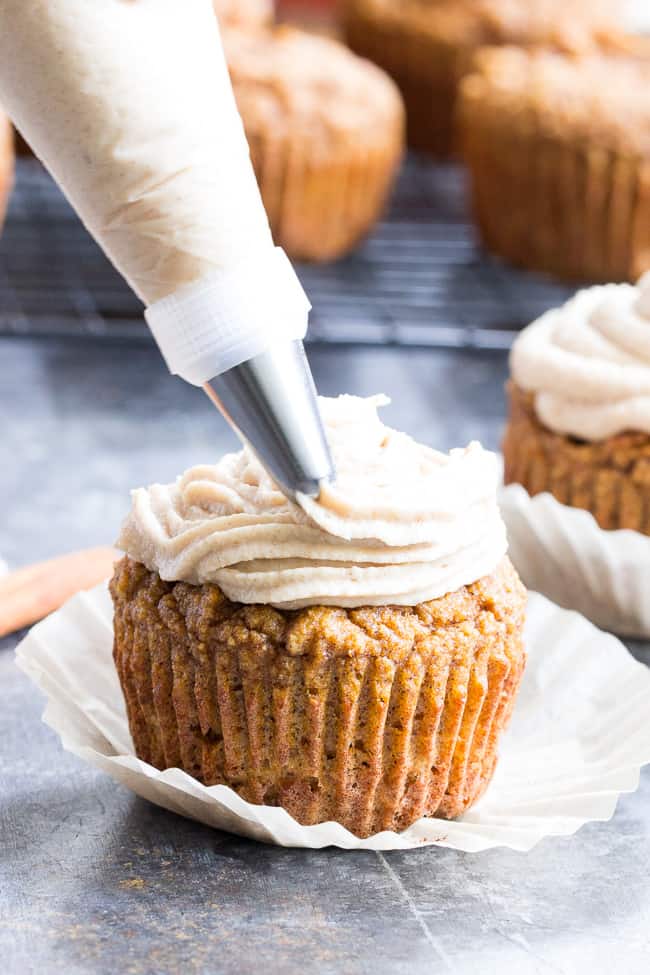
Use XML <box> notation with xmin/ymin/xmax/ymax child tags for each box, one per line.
<box><xmin>511</xmin><ymin>275</ymin><xmax>650</xmax><ymax>441</ymax></box>
<box><xmin>0</xmin><ymin>0</ymin><xmax>272</xmax><ymax>304</ymax></box>
<box><xmin>118</xmin><ymin>396</ymin><xmax>507</xmax><ymax>609</ymax></box>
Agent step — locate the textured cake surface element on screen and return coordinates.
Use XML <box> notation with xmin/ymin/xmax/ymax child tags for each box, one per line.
<box><xmin>504</xmin><ymin>383</ymin><xmax>650</xmax><ymax>534</ymax></box>
<box><xmin>111</xmin><ymin>555</ymin><xmax>526</xmax><ymax>837</ymax></box>
<box><xmin>459</xmin><ymin>44</ymin><xmax>650</xmax><ymax>281</ymax></box>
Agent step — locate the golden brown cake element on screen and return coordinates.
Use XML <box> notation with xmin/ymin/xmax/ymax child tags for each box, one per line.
<box><xmin>503</xmin><ymin>280</ymin><xmax>650</xmax><ymax>532</ymax></box>
<box><xmin>111</xmin><ymin>555</ymin><xmax>526</xmax><ymax>837</ymax></box>
<box><xmin>459</xmin><ymin>43</ymin><xmax>650</xmax><ymax>283</ymax></box>
<box><xmin>504</xmin><ymin>383</ymin><xmax>650</xmax><ymax>533</ymax></box>
<box><xmin>341</xmin><ymin>0</ymin><xmax>616</xmax><ymax>158</ymax></box>
<box><xmin>223</xmin><ymin>26</ymin><xmax>404</xmax><ymax>261</ymax></box>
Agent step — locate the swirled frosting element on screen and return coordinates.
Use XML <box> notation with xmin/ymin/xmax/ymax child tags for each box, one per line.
<box><xmin>117</xmin><ymin>395</ymin><xmax>506</xmax><ymax>609</ymax></box>
<box><xmin>511</xmin><ymin>275</ymin><xmax>650</xmax><ymax>441</ymax></box>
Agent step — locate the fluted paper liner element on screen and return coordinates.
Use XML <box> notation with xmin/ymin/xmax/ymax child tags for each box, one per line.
<box><xmin>500</xmin><ymin>483</ymin><xmax>650</xmax><ymax>638</ymax></box>
<box><xmin>16</xmin><ymin>582</ymin><xmax>650</xmax><ymax>851</ymax></box>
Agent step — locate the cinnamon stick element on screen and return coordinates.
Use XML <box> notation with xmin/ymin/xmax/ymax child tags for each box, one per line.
<box><xmin>0</xmin><ymin>547</ymin><xmax>119</xmax><ymax>638</ymax></box>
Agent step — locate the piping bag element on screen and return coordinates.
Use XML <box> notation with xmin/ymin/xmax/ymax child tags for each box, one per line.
<box><xmin>0</xmin><ymin>0</ymin><xmax>334</xmax><ymax>498</ymax></box>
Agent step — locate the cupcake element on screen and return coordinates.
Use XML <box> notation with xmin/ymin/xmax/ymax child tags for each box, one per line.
<box><xmin>341</xmin><ymin>0</ymin><xmax>616</xmax><ymax>158</ymax></box>
<box><xmin>459</xmin><ymin>42</ymin><xmax>650</xmax><ymax>283</ymax></box>
<box><xmin>503</xmin><ymin>276</ymin><xmax>650</xmax><ymax>532</ymax></box>
<box><xmin>222</xmin><ymin>26</ymin><xmax>405</xmax><ymax>261</ymax></box>
<box><xmin>111</xmin><ymin>395</ymin><xmax>526</xmax><ymax>837</ymax></box>
<box><xmin>212</xmin><ymin>0</ymin><xmax>272</xmax><ymax>28</ymax></box>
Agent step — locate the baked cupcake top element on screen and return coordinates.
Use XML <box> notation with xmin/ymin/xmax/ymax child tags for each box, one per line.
<box><xmin>223</xmin><ymin>26</ymin><xmax>404</xmax><ymax>150</ymax></box>
<box><xmin>462</xmin><ymin>43</ymin><xmax>650</xmax><ymax>155</ymax></box>
<box><xmin>511</xmin><ymin>275</ymin><xmax>650</xmax><ymax>441</ymax></box>
<box><xmin>213</xmin><ymin>0</ymin><xmax>272</xmax><ymax>28</ymax></box>
<box><xmin>346</xmin><ymin>0</ymin><xmax>615</xmax><ymax>51</ymax></box>
<box><xmin>118</xmin><ymin>395</ymin><xmax>506</xmax><ymax>609</ymax></box>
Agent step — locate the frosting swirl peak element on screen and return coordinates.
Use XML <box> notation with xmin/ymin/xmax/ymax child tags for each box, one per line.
<box><xmin>511</xmin><ymin>275</ymin><xmax>650</xmax><ymax>441</ymax></box>
<box><xmin>118</xmin><ymin>395</ymin><xmax>506</xmax><ymax>608</ymax></box>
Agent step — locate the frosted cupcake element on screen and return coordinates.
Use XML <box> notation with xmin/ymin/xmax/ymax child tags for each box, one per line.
<box><xmin>501</xmin><ymin>276</ymin><xmax>650</xmax><ymax>635</ymax></box>
<box><xmin>111</xmin><ymin>395</ymin><xmax>526</xmax><ymax>837</ymax></box>
<box><xmin>504</xmin><ymin>277</ymin><xmax>650</xmax><ymax>531</ymax></box>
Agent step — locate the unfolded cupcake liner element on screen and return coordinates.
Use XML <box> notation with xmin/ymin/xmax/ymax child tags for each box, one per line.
<box><xmin>500</xmin><ymin>482</ymin><xmax>650</xmax><ymax>638</ymax></box>
<box><xmin>16</xmin><ymin>581</ymin><xmax>650</xmax><ymax>851</ymax></box>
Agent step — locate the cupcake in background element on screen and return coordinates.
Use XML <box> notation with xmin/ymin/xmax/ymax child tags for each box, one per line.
<box><xmin>500</xmin><ymin>275</ymin><xmax>650</xmax><ymax>636</ymax></box>
<box><xmin>504</xmin><ymin>276</ymin><xmax>650</xmax><ymax>531</ymax></box>
<box><xmin>459</xmin><ymin>40</ymin><xmax>650</xmax><ymax>283</ymax></box>
<box><xmin>223</xmin><ymin>26</ymin><xmax>404</xmax><ymax>261</ymax></box>
<box><xmin>341</xmin><ymin>0</ymin><xmax>616</xmax><ymax>158</ymax></box>
<box><xmin>111</xmin><ymin>395</ymin><xmax>526</xmax><ymax>837</ymax></box>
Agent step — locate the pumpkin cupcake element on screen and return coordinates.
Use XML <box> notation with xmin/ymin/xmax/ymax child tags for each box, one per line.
<box><xmin>223</xmin><ymin>26</ymin><xmax>404</xmax><ymax>261</ymax></box>
<box><xmin>503</xmin><ymin>276</ymin><xmax>650</xmax><ymax>532</ymax></box>
<box><xmin>459</xmin><ymin>42</ymin><xmax>650</xmax><ymax>283</ymax></box>
<box><xmin>111</xmin><ymin>395</ymin><xmax>526</xmax><ymax>837</ymax></box>
<box><xmin>341</xmin><ymin>0</ymin><xmax>616</xmax><ymax>157</ymax></box>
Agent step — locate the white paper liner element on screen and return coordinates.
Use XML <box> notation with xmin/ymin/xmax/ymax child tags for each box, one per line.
<box><xmin>500</xmin><ymin>483</ymin><xmax>650</xmax><ymax>638</ymax></box>
<box><xmin>15</xmin><ymin>582</ymin><xmax>650</xmax><ymax>852</ymax></box>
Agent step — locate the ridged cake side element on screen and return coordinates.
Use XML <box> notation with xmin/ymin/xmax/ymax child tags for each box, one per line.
<box><xmin>343</xmin><ymin>0</ymin><xmax>460</xmax><ymax>157</ymax></box>
<box><xmin>459</xmin><ymin>51</ymin><xmax>650</xmax><ymax>283</ymax></box>
<box><xmin>224</xmin><ymin>27</ymin><xmax>405</xmax><ymax>262</ymax></box>
<box><xmin>504</xmin><ymin>382</ymin><xmax>650</xmax><ymax>534</ymax></box>
<box><xmin>111</xmin><ymin>556</ymin><xmax>526</xmax><ymax>838</ymax></box>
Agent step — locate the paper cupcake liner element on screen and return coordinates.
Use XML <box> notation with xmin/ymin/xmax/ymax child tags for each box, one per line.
<box><xmin>500</xmin><ymin>482</ymin><xmax>650</xmax><ymax>638</ymax></box>
<box><xmin>16</xmin><ymin>581</ymin><xmax>650</xmax><ymax>851</ymax></box>
<box><xmin>460</xmin><ymin>82</ymin><xmax>650</xmax><ymax>283</ymax></box>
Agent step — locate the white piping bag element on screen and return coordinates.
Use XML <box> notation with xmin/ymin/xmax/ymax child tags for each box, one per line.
<box><xmin>0</xmin><ymin>0</ymin><xmax>334</xmax><ymax>496</ymax></box>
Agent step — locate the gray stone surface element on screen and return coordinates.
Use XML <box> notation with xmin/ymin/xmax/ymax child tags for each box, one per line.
<box><xmin>1</xmin><ymin>337</ymin><xmax>649</xmax><ymax>975</ymax></box>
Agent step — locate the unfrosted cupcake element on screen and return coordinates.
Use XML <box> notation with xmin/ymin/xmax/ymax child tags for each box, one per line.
<box><xmin>111</xmin><ymin>395</ymin><xmax>526</xmax><ymax>837</ymax></box>
<box><xmin>341</xmin><ymin>0</ymin><xmax>616</xmax><ymax>157</ymax></box>
<box><xmin>223</xmin><ymin>26</ymin><xmax>404</xmax><ymax>261</ymax></box>
<box><xmin>459</xmin><ymin>42</ymin><xmax>650</xmax><ymax>283</ymax></box>
<box><xmin>503</xmin><ymin>276</ymin><xmax>650</xmax><ymax>532</ymax></box>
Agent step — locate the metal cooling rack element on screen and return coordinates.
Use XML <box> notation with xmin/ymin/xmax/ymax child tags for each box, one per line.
<box><xmin>0</xmin><ymin>158</ymin><xmax>578</xmax><ymax>349</ymax></box>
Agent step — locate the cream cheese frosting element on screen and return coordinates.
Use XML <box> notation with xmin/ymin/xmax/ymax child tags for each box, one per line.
<box><xmin>511</xmin><ymin>275</ymin><xmax>650</xmax><ymax>441</ymax></box>
<box><xmin>118</xmin><ymin>395</ymin><xmax>507</xmax><ymax>609</ymax></box>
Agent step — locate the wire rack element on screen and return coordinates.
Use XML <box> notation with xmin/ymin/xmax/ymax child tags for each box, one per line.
<box><xmin>0</xmin><ymin>158</ymin><xmax>578</xmax><ymax>350</ymax></box>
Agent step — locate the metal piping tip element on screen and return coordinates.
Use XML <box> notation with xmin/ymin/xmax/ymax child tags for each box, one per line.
<box><xmin>203</xmin><ymin>340</ymin><xmax>335</xmax><ymax>500</ymax></box>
